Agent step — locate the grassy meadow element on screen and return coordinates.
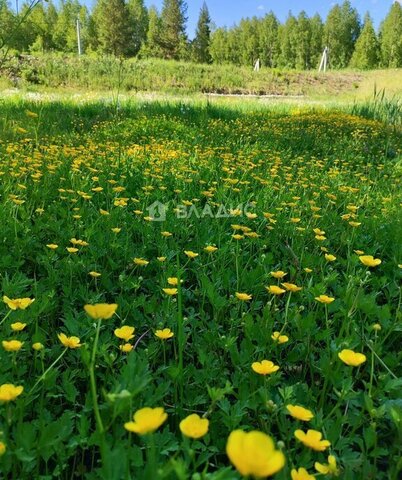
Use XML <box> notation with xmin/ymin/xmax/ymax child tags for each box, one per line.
<box><xmin>0</xmin><ymin>96</ymin><xmax>401</xmax><ymax>479</ymax></box>
<box><xmin>2</xmin><ymin>54</ymin><xmax>402</xmax><ymax>101</ymax></box>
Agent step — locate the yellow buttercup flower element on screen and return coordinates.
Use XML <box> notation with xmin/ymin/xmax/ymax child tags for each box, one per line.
<box><xmin>163</xmin><ymin>288</ymin><xmax>178</xmax><ymax>296</ymax></box>
<box><xmin>84</xmin><ymin>303</ymin><xmax>118</xmax><ymax>320</ymax></box>
<box><xmin>294</xmin><ymin>429</ymin><xmax>330</xmax><ymax>451</ymax></box>
<box><xmin>226</xmin><ymin>430</ymin><xmax>285</xmax><ymax>477</ymax></box>
<box><xmin>32</xmin><ymin>342</ymin><xmax>44</xmax><ymax>351</ymax></box>
<box><xmin>89</xmin><ymin>271</ymin><xmax>101</xmax><ymax>278</ymax></box>
<box><xmin>0</xmin><ymin>442</ymin><xmax>6</xmax><ymax>456</ymax></box>
<box><xmin>286</xmin><ymin>405</ymin><xmax>314</xmax><ymax>421</ymax></box>
<box><xmin>325</xmin><ymin>254</ymin><xmax>336</xmax><ymax>262</ymax></box>
<box><xmin>281</xmin><ymin>283</ymin><xmax>302</xmax><ymax>292</ymax></box>
<box><xmin>161</xmin><ymin>231</ymin><xmax>172</xmax><ymax>237</ymax></box>
<box><xmin>271</xmin><ymin>331</ymin><xmax>289</xmax><ymax>344</ymax></box>
<box><xmin>315</xmin><ymin>455</ymin><xmax>340</xmax><ymax>476</ymax></box>
<box><xmin>66</xmin><ymin>247</ymin><xmax>78</xmax><ymax>253</ymax></box>
<box><xmin>270</xmin><ymin>271</ymin><xmax>287</xmax><ymax>279</ymax></box>
<box><xmin>119</xmin><ymin>343</ymin><xmax>134</xmax><ymax>353</ymax></box>
<box><xmin>304</xmin><ymin>267</ymin><xmax>313</xmax><ymax>273</ymax></box>
<box><xmin>133</xmin><ymin>258</ymin><xmax>149</xmax><ymax>266</ymax></box>
<box><xmin>184</xmin><ymin>250</ymin><xmax>199</xmax><ymax>259</ymax></box>
<box><xmin>0</xmin><ymin>384</ymin><xmax>24</xmax><ymax>402</ymax></box>
<box><xmin>291</xmin><ymin>467</ymin><xmax>315</xmax><ymax>480</ymax></box>
<box><xmin>204</xmin><ymin>245</ymin><xmax>218</xmax><ymax>253</ymax></box>
<box><xmin>359</xmin><ymin>255</ymin><xmax>381</xmax><ymax>267</ymax></box>
<box><xmin>266</xmin><ymin>285</ymin><xmax>286</xmax><ymax>295</ymax></box>
<box><xmin>179</xmin><ymin>414</ymin><xmax>209</xmax><ymax>439</ymax></box>
<box><xmin>338</xmin><ymin>349</ymin><xmax>366</xmax><ymax>367</ymax></box>
<box><xmin>235</xmin><ymin>292</ymin><xmax>252</xmax><ymax>301</ymax></box>
<box><xmin>155</xmin><ymin>328</ymin><xmax>174</xmax><ymax>339</ymax></box>
<box><xmin>3</xmin><ymin>295</ymin><xmax>35</xmax><ymax>310</ymax></box>
<box><xmin>252</xmin><ymin>360</ymin><xmax>280</xmax><ymax>375</ymax></box>
<box><xmin>315</xmin><ymin>295</ymin><xmax>335</xmax><ymax>304</ymax></box>
<box><xmin>11</xmin><ymin>322</ymin><xmax>27</xmax><ymax>331</ymax></box>
<box><xmin>167</xmin><ymin>277</ymin><xmax>179</xmax><ymax>286</ymax></box>
<box><xmin>114</xmin><ymin>326</ymin><xmax>135</xmax><ymax>342</ymax></box>
<box><xmin>2</xmin><ymin>340</ymin><xmax>23</xmax><ymax>352</ymax></box>
<box><xmin>46</xmin><ymin>244</ymin><xmax>59</xmax><ymax>250</ymax></box>
<box><xmin>124</xmin><ymin>407</ymin><xmax>167</xmax><ymax>435</ymax></box>
<box><xmin>58</xmin><ymin>333</ymin><xmax>82</xmax><ymax>349</ymax></box>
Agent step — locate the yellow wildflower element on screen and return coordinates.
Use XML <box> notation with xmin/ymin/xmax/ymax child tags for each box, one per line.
<box><xmin>124</xmin><ymin>407</ymin><xmax>167</xmax><ymax>435</ymax></box>
<box><xmin>226</xmin><ymin>430</ymin><xmax>285</xmax><ymax>477</ymax></box>
<box><xmin>338</xmin><ymin>349</ymin><xmax>366</xmax><ymax>367</ymax></box>
<box><xmin>294</xmin><ymin>429</ymin><xmax>330</xmax><ymax>451</ymax></box>
<box><xmin>251</xmin><ymin>360</ymin><xmax>280</xmax><ymax>375</ymax></box>
<box><xmin>286</xmin><ymin>405</ymin><xmax>314</xmax><ymax>421</ymax></box>
<box><xmin>179</xmin><ymin>414</ymin><xmax>209</xmax><ymax>439</ymax></box>
<box><xmin>84</xmin><ymin>303</ymin><xmax>118</xmax><ymax>320</ymax></box>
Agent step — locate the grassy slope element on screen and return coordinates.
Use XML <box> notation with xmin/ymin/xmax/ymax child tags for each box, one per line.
<box><xmin>0</xmin><ymin>55</ymin><xmax>401</xmax><ymax>103</ymax></box>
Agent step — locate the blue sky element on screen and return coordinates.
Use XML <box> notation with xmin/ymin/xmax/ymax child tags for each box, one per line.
<box><xmin>81</xmin><ymin>1</ymin><xmax>398</xmax><ymax>37</ymax></box>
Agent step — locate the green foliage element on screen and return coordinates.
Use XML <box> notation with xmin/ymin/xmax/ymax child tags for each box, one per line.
<box><xmin>324</xmin><ymin>0</ymin><xmax>361</xmax><ymax>68</ymax></box>
<box><xmin>1</xmin><ymin>1</ymin><xmax>401</xmax><ymax>72</ymax></box>
<box><xmin>350</xmin><ymin>14</ymin><xmax>379</xmax><ymax>70</ymax></box>
<box><xmin>0</xmin><ymin>98</ymin><xmax>401</xmax><ymax>478</ymax></box>
<box><xmin>140</xmin><ymin>6</ymin><xmax>163</xmax><ymax>59</ymax></box>
<box><xmin>159</xmin><ymin>0</ymin><xmax>188</xmax><ymax>60</ymax></box>
<box><xmin>127</xmin><ymin>0</ymin><xmax>149</xmax><ymax>56</ymax></box>
<box><xmin>380</xmin><ymin>1</ymin><xmax>402</xmax><ymax>68</ymax></box>
<box><xmin>192</xmin><ymin>2</ymin><xmax>211</xmax><ymax>64</ymax></box>
<box><xmin>52</xmin><ymin>0</ymin><xmax>87</xmax><ymax>53</ymax></box>
<box><xmin>92</xmin><ymin>0</ymin><xmax>132</xmax><ymax>57</ymax></box>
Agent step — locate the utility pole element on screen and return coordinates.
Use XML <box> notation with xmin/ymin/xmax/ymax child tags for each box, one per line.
<box><xmin>76</xmin><ymin>18</ymin><xmax>82</xmax><ymax>56</ymax></box>
<box><xmin>318</xmin><ymin>46</ymin><xmax>328</xmax><ymax>73</ymax></box>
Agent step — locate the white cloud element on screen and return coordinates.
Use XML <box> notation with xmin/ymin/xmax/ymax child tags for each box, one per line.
<box><xmin>257</xmin><ymin>5</ymin><xmax>265</xmax><ymax>11</ymax></box>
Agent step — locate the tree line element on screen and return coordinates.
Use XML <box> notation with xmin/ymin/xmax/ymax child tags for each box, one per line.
<box><xmin>0</xmin><ymin>0</ymin><xmax>402</xmax><ymax>69</ymax></box>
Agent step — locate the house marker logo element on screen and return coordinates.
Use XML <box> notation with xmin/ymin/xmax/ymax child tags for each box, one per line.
<box><xmin>147</xmin><ymin>201</ymin><xmax>167</xmax><ymax>222</ymax></box>
<box><xmin>146</xmin><ymin>201</ymin><xmax>255</xmax><ymax>222</ymax></box>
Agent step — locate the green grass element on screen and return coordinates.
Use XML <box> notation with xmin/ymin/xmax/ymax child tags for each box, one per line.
<box><xmin>0</xmin><ymin>98</ymin><xmax>401</xmax><ymax>479</ymax></box>
<box><xmin>2</xmin><ymin>54</ymin><xmax>402</xmax><ymax>101</ymax></box>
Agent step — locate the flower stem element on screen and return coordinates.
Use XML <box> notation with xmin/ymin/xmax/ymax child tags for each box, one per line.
<box><xmin>177</xmin><ymin>259</ymin><xmax>184</xmax><ymax>414</ymax></box>
<box><xmin>29</xmin><ymin>348</ymin><xmax>67</xmax><ymax>395</ymax></box>
<box><xmin>0</xmin><ymin>309</ymin><xmax>12</xmax><ymax>327</ymax></box>
<box><xmin>89</xmin><ymin>319</ymin><xmax>104</xmax><ymax>434</ymax></box>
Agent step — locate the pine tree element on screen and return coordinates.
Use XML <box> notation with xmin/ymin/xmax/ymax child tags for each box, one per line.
<box><xmin>380</xmin><ymin>1</ymin><xmax>402</xmax><ymax>67</ymax></box>
<box><xmin>140</xmin><ymin>5</ymin><xmax>162</xmax><ymax>58</ymax></box>
<box><xmin>192</xmin><ymin>1</ymin><xmax>211</xmax><ymax>64</ymax></box>
<box><xmin>92</xmin><ymin>0</ymin><xmax>132</xmax><ymax>57</ymax></box>
<box><xmin>350</xmin><ymin>13</ymin><xmax>379</xmax><ymax>69</ymax></box>
<box><xmin>128</xmin><ymin>0</ymin><xmax>148</xmax><ymax>56</ymax></box>
<box><xmin>324</xmin><ymin>1</ymin><xmax>360</xmax><ymax>68</ymax></box>
<box><xmin>160</xmin><ymin>0</ymin><xmax>188</xmax><ymax>60</ymax></box>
